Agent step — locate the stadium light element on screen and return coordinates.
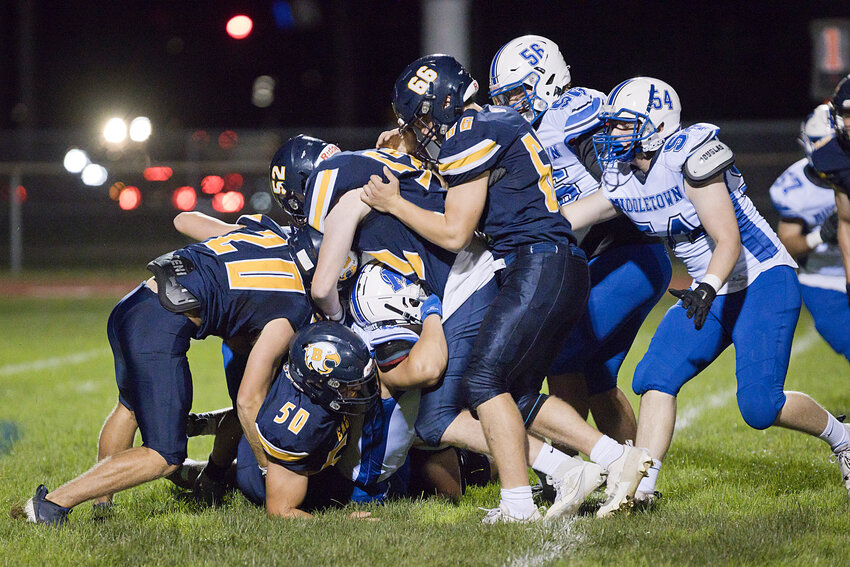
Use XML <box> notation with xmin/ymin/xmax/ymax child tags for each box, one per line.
<box><xmin>212</xmin><ymin>191</ymin><xmax>244</xmax><ymax>213</ymax></box>
<box><xmin>81</xmin><ymin>163</ymin><xmax>108</xmax><ymax>186</ymax></box>
<box><xmin>118</xmin><ymin>186</ymin><xmax>141</xmax><ymax>210</ymax></box>
<box><xmin>201</xmin><ymin>175</ymin><xmax>225</xmax><ymax>194</ymax></box>
<box><xmin>103</xmin><ymin>117</ymin><xmax>128</xmax><ymax>144</ymax></box>
<box><xmin>129</xmin><ymin>116</ymin><xmax>152</xmax><ymax>142</ymax></box>
<box><xmin>63</xmin><ymin>148</ymin><xmax>89</xmax><ymax>173</ymax></box>
<box><xmin>172</xmin><ymin>186</ymin><xmax>197</xmax><ymax>211</ymax></box>
<box><xmin>226</xmin><ymin>15</ymin><xmax>253</xmax><ymax>39</ymax></box>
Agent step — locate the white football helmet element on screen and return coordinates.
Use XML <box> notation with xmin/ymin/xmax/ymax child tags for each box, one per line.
<box><xmin>593</xmin><ymin>77</ymin><xmax>682</xmax><ymax>166</ymax></box>
<box><xmin>489</xmin><ymin>35</ymin><xmax>571</xmax><ymax>124</ymax></box>
<box><xmin>800</xmin><ymin>103</ymin><xmax>835</xmax><ymax>157</ymax></box>
<box><xmin>349</xmin><ymin>262</ymin><xmax>427</xmax><ymax>328</ymax></box>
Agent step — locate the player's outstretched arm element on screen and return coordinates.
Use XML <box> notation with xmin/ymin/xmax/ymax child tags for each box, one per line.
<box><xmin>361</xmin><ymin>167</ymin><xmax>486</xmax><ymax>253</ymax></box>
<box><xmin>312</xmin><ymin>191</ymin><xmax>370</xmax><ymax>320</ymax></box>
<box><xmin>236</xmin><ymin>318</ymin><xmax>295</xmax><ymax>469</ymax></box>
<box><xmin>558</xmin><ymin>189</ymin><xmax>618</xmax><ymax>231</ymax></box>
<box><xmin>265</xmin><ymin>462</ymin><xmax>312</xmax><ymax>519</ymax></box>
<box><xmin>380</xmin><ymin>312</ymin><xmax>447</xmax><ymax>390</ymax></box>
<box><xmin>686</xmin><ymin>175</ymin><xmax>741</xmax><ymax>286</ymax></box>
<box><xmin>173</xmin><ymin>211</ymin><xmax>243</xmax><ymax>241</ymax></box>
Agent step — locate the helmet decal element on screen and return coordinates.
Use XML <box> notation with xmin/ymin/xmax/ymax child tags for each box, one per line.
<box><xmin>305</xmin><ymin>341</ymin><xmax>342</xmax><ymax>375</ymax></box>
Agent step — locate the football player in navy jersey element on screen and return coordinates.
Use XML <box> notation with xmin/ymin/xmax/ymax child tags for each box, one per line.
<box><xmin>362</xmin><ymin>55</ymin><xmax>652</xmax><ymax>522</ymax></box>
<box><xmin>804</xmin><ymin>76</ymin><xmax>850</xmax><ymax>307</ymax></box>
<box><xmin>271</xmin><ymin>136</ymin><xmax>617</xmax><ymax>520</ymax></box>
<box><xmin>18</xmin><ymin>212</ymin><xmax>313</xmax><ymax>525</ymax></box>
<box><xmin>489</xmin><ymin>35</ymin><xmax>672</xmax><ymax>444</ymax></box>
<box><xmin>769</xmin><ymin>150</ymin><xmax>849</xmax><ymax>364</ymax></box>
<box><xmin>560</xmin><ymin>76</ymin><xmax>850</xmax><ymax>504</ymax></box>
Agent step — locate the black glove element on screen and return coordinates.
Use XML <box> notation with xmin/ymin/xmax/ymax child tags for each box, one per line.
<box><xmin>820</xmin><ymin>211</ymin><xmax>839</xmax><ymax>245</ymax></box>
<box><xmin>668</xmin><ymin>282</ymin><xmax>717</xmax><ymax>331</ymax></box>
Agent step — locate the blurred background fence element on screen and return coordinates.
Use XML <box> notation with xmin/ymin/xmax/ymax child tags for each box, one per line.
<box><xmin>0</xmin><ymin>120</ymin><xmax>803</xmax><ymax>272</ymax></box>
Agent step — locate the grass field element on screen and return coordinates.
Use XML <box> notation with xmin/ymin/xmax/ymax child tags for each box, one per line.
<box><xmin>1</xmin><ymin>287</ymin><xmax>848</xmax><ymax>566</ymax></box>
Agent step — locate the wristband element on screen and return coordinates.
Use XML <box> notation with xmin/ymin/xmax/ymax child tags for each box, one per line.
<box><xmin>700</xmin><ymin>274</ymin><xmax>723</xmax><ymax>293</ymax></box>
<box><xmin>805</xmin><ymin>231</ymin><xmax>824</xmax><ymax>249</ymax></box>
<box><xmin>328</xmin><ymin>305</ymin><xmax>345</xmax><ymax>322</ymax></box>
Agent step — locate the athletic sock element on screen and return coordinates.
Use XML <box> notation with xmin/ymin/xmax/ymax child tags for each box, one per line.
<box><xmin>203</xmin><ymin>456</ymin><xmax>230</xmax><ymax>482</ymax></box>
<box><xmin>500</xmin><ymin>486</ymin><xmax>537</xmax><ymax>519</ymax></box>
<box><xmin>636</xmin><ymin>458</ymin><xmax>662</xmax><ymax>494</ymax></box>
<box><xmin>589</xmin><ymin>435</ymin><xmax>625</xmax><ymax>470</ymax></box>
<box><xmin>819</xmin><ymin>414</ymin><xmax>850</xmax><ymax>452</ymax></box>
<box><xmin>531</xmin><ymin>443</ymin><xmax>571</xmax><ymax>477</ymax></box>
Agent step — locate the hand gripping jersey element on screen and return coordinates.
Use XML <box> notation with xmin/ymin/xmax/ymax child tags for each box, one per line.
<box><xmin>174</xmin><ymin>214</ymin><xmax>313</xmax><ymax>340</ymax></box>
<box><xmin>770</xmin><ymin>158</ymin><xmax>845</xmax><ymax>291</ymax></box>
<box><xmin>600</xmin><ymin>123</ymin><xmax>796</xmax><ymax>294</ymax></box>
<box><xmin>536</xmin><ymin>87</ymin><xmax>660</xmax><ymax>258</ymax></box>
<box><xmin>255</xmin><ymin>370</ymin><xmax>352</xmax><ymax>474</ymax></box>
<box><xmin>304</xmin><ymin>149</ymin><xmax>456</xmax><ymax>297</ymax></box>
<box><xmin>437</xmin><ymin>105</ymin><xmax>576</xmax><ymax>258</ymax></box>
<box><xmin>807</xmin><ymin>133</ymin><xmax>850</xmax><ymax>196</ymax></box>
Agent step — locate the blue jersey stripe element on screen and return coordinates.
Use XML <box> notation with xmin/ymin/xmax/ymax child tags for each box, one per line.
<box><xmin>731</xmin><ymin>193</ymin><xmax>778</xmax><ymax>262</ymax></box>
<box><xmin>355</xmin><ymin>397</ymin><xmax>396</xmax><ymax>486</ymax></box>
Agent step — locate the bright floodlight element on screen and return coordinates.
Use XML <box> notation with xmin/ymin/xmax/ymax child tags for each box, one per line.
<box><xmin>63</xmin><ymin>148</ymin><xmax>89</xmax><ymax>173</ymax></box>
<box><xmin>81</xmin><ymin>163</ymin><xmax>108</xmax><ymax>186</ymax></box>
<box><xmin>104</xmin><ymin>117</ymin><xmax>128</xmax><ymax>144</ymax></box>
<box><xmin>227</xmin><ymin>15</ymin><xmax>253</xmax><ymax>39</ymax></box>
<box><xmin>129</xmin><ymin>116</ymin><xmax>152</xmax><ymax>142</ymax></box>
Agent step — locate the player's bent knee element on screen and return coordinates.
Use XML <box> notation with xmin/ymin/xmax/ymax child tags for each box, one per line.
<box><xmin>737</xmin><ymin>385</ymin><xmax>782</xmax><ymax>430</ymax></box>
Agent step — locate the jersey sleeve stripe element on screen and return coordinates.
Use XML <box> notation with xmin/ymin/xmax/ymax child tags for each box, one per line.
<box><xmin>256</xmin><ymin>425</ymin><xmax>309</xmax><ymax>462</ymax></box>
<box><xmin>438</xmin><ymin>139</ymin><xmax>501</xmax><ymax>176</ymax></box>
<box><xmin>309</xmin><ymin>168</ymin><xmax>338</xmax><ymax>232</ymax></box>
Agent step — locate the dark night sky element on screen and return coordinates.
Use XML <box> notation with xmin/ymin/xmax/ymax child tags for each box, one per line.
<box><xmin>2</xmin><ymin>1</ymin><xmax>849</xmax><ymax>131</ymax></box>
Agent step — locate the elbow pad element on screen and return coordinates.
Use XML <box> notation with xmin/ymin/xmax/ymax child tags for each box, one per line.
<box><xmin>683</xmin><ymin>139</ymin><xmax>735</xmax><ymax>184</ymax></box>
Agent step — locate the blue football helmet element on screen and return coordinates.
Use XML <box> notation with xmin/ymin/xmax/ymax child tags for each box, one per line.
<box><xmin>592</xmin><ymin>77</ymin><xmax>681</xmax><ymax>167</ymax></box>
<box><xmin>392</xmin><ymin>54</ymin><xmax>479</xmax><ymax>162</ymax></box>
<box><xmin>286</xmin><ymin>321</ymin><xmax>378</xmax><ymax>415</ymax></box>
<box><xmin>269</xmin><ymin>135</ymin><xmax>340</xmax><ymax>225</ymax></box>
<box><xmin>829</xmin><ymin>74</ymin><xmax>850</xmax><ymax>146</ymax></box>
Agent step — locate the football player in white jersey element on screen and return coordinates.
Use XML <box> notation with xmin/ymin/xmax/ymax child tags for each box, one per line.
<box><xmin>559</xmin><ymin>77</ymin><xmax>850</xmax><ymax>504</ymax></box>
<box><xmin>770</xmin><ymin>149</ymin><xmax>850</xmax><ymax>364</ymax></box>
<box><xmin>489</xmin><ymin>36</ymin><xmax>672</xmax><ymax>444</ymax></box>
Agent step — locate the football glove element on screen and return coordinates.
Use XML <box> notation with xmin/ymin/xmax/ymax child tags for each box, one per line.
<box><xmin>820</xmin><ymin>211</ymin><xmax>839</xmax><ymax>245</ymax></box>
<box><xmin>668</xmin><ymin>282</ymin><xmax>716</xmax><ymax>331</ymax></box>
<box><xmin>420</xmin><ymin>294</ymin><xmax>443</xmax><ymax>320</ymax></box>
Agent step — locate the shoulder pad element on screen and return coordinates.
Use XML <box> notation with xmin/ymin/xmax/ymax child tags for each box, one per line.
<box><xmin>683</xmin><ymin>138</ymin><xmax>735</xmax><ymax>184</ymax></box>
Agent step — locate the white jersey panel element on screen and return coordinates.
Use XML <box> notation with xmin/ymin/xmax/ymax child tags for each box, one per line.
<box><xmin>442</xmin><ymin>235</ymin><xmax>497</xmax><ymax>321</ymax></box>
<box><xmin>537</xmin><ymin>87</ymin><xmax>606</xmax><ymax>203</ymax></box>
<box><xmin>601</xmin><ymin>123</ymin><xmax>795</xmax><ymax>294</ymax></box>
<box><xmin>769</xmin><ymin>157</ymin><xmax>845</xmax><ymax>290</ymax></box>
<box><xmin>336</xmin><ymin>389</ymin><xmax>420</xmax><ymax>484</ymax></box>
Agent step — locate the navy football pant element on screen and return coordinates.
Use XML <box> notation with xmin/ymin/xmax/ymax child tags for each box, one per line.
<box><xmin>415</xmin><ymin>279</ymin><xmax>498</xmax><ymax>446</ymax></box>
<box><xmin>633</xmin><ymin>266</ymin><xmax>800</xmax><ymax>430</ymax></box>
<box><xmin>800</xmin><ymin>284</ymin><xmax>850</xmax><ymax>363</ymax></box>
<box><xmin>464</xmin><ymin>245</ymin><xmax>590</xmax><ymax>410</ymax></box>
<box><xmin>549</xmin><ymin>242</ymin><xmax>671</xmax><ymax>395</ymax></box>
<box><xmin>107</xmin><ymin>283</ymin><xmax>197</xmax><ymax>465</ymax></box>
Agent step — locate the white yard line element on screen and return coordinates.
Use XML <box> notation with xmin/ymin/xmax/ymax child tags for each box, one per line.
<box><xmin>0</xmin><ymin>348</ymin><xmax>109</xmax><ymax>376</ymax></box>
<box><xmin>506</xmin><ymin>523</ymin><xmax>583</xmax><ymax>567</ymax></box>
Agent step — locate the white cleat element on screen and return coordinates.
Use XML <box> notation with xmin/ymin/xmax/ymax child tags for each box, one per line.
<box><xmin>481</xmin><ymin>505</ymin><xmax>543</xmax><ymax>524</ymax></box>
<box><xmin>831</xmin><ymin>426</ymin><xmax>850</xmax><ymax>496</ymax></box>
<box><xmin>544</xmin><ymin>457</ymin><xmax>607</xmax><ymax>522</ymax></box>
<box><xmin>597</xmin><ymin>443</ymin><xmax>653</xmax><ymax>518</ymax></box>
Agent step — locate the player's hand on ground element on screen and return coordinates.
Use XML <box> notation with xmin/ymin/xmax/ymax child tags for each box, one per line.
<box><xmin>361</xmin><ymin>167</ymin><xmax>401</xmax><ymax>213</ymax></box>
<box><xmin>348</xmin><ymin>511</ymin><xmax>378</xmax><ymax>521</ymax></box>
<box><xmin>668</xmin><ymin>282</ymin><xmax>716</xmax><ymax>330</ymax></box>
<box><xmin>820</xmin><ymin>211</ymin><xmax>839</xmax><ymax>245</ymax></box>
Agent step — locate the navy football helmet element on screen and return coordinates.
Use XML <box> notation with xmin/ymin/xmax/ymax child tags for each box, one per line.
<box><xmin>289</xmin><ymin>224</ymin><xmax>358</xmax><ymax>293</ymax></box>
<box><xmin>829</xmin><ymin>74</ymin><xmax>850</xmax><ymax>146</ymax></box>
<box><xmin>286</xmin><ymin>321</ymin><xmax>378</xmax><ymax>415</ymax></box>
<box><xmin>269</xmin><ymin>135</ymin><xmax>340</xmax><ymax>225</ymax></box>
<box><xmin>391</xmin><ymin>54</ymin><xmax>479</xmax><ymax>161</ymax></box>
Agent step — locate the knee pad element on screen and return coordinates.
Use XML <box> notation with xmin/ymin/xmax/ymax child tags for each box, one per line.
<box><xmin>632</xmin><ymin>356</ymin><xmax>682</xmax><ymax>396</ymax></box>
<box><xmin>736</xmin><ymin>384</ymin><xmax>783</xmax><ymax>430</ymax></box>
<box><xmin>465</xmin><ymin>368</ymin><xmax>508</xmax><ymax>410</ymax></box>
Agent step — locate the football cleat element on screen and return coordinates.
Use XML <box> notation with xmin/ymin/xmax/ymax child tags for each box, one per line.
<box><xmin>633</xmin><ymin>490</ymin><xmax>662</xmax><ymax>511</ymax></box>
<box><xmin>186</xmin><ymin>411</ymin><xmax>222</xmax><ymax>437</ymax></box>
<box><xmin>192</xmin><ymin>467</ymin><xmax>229</xmax><ymax>507</ymax></box>
<box><xmin>596</xmin><ymin>444</ymin><xmax>653</xmax><ymax>518</ymax></box>
<box><xmin>91</xmin><ymin>501</ymin><xmax>114</xmax><ymax>521</ymax></box>
<box><xmin>480</xmin><ymin>505</ymin><xmax>542</xmax><ymax>524</ymax></box>
<box><xmin>830</xmin><ymin>425</ymin><xmax>850</xmax><ymax>496</ymax></box>
<box><xmin>23</xmin><ymin>484</ymin><xmax>72</xmax><ymax>526</ymax></box>
<box><xmin>544</xmin><ymin>457</ymin><xmax>607</xmax><ymax>522</ymax></box>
